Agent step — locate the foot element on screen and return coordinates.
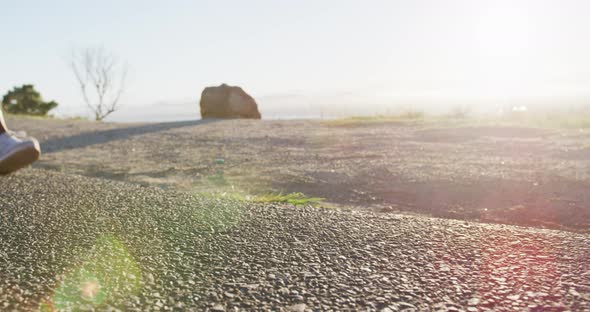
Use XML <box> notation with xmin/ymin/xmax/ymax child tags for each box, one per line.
<box><xmin>0</xmin><ymin>132</ymin><xmax>41</xmax><ymax>174</ymax></box>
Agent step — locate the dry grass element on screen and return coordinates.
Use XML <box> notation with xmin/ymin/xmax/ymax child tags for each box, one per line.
<box><xmin>326</xmin><ymin>110</ymin><xmax>590</xmax><ymax>129</ymax></box>
<box><xmin>323</xmin><ymin>111</ymin><xmax>426</xmax><ymax>127</ymax></box>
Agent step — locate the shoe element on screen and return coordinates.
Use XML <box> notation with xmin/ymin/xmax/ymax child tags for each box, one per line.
<box><xmin>0</xmin><ymin>131</ymin><xmax>41</xmax><ymax>174</ymax></box>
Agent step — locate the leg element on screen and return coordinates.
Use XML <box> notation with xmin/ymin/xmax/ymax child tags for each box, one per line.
<box><xmin>0</xmin><ymin>108</ymin><xmax>7</xmax><ymax>134</ymax></box>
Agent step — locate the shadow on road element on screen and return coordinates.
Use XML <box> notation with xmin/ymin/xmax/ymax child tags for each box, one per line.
<box><xmin>42</xmin><ymin>119</ymin><xmax>218</xmax><ymax>153</ymax></box>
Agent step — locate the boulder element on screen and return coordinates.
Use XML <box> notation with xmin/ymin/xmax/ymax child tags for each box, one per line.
<box><xmin>200</xmin><ymin>83</ymin><xmax>261</xmax><ymax>119</ymax></box>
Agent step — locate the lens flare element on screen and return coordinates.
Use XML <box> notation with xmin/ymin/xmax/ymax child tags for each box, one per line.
<box><xmin>41</xmin><ymin>235</ymin><xmax>141</xmax><ymax>311</ymax></box>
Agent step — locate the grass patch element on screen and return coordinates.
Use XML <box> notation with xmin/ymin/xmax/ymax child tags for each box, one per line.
<box><xmin>206</xmin><ymin>172</ymin><xmax>229</xmax><ymax>186</ymax></box>
<box><xmin>325</xmin><ymin>110</ymin><xmax>590</xmax><ymax>130</ymax></box>
<box><xmin>324</xmin><ymin>112</ymin><xmax>473</xmax><ymax>128</ymax></box>
<box><xmin>5</xmin><ymin>112</ymin><xmax>56</xmax><ymax>120</ymax></box>
<box><xmin>519</xmin><ymin>113</ymin><xmax>590</xmax><ymax>129</ymax></box>
<box><xmin>252</xmin><ymin>192</ymin><xmax>324</xmax><ymax>206</ymax></box>
<box><xmin>5</xmin><ymin>113</ymin><xmax>90</xmax><ymax>121</ymax></box>
<box><xmin>198</xmin><ymin>191</ymin><xmax>250</xmax><ymax>202</ymax></box>
<box><xmin>197</xmin><ymin>191</ymin><xmax>324</xmax><ymax>207</ymax></box>
<box><xmin>324</xmin><ymin>111</ymin><xmax>426</xmax><ymax>127</ymax></box>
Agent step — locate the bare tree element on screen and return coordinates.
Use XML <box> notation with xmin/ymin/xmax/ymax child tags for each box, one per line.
<box><xmin>70</xmin><ymin>47</ymin><xmax>128</xmax><ymax>121</ymax></box>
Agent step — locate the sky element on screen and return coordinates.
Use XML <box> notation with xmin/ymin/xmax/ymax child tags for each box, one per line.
<box><xmin>2</xmin><ymin>0</ymin><xmax>590</xmax><ymax>120</ymax></box>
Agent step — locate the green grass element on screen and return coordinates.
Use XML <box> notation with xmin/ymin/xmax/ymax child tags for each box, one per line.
<box><xmin>206</xmin><ymin>172</ymin><xmax>229</xmax><ymax>186</ymax></box>
<box><xmin>198</xmin><ymin>191</ymin><xmax>324</xmax><ymax>207</ymax></box>
<box><xmin>199</xmin><ymin>191</ymin><xmax>251</xmax><ymax>202</ymax></box>
<box><xmin>252</xmin><ymin>192</ymin><xmax>324</xmax><ymax>206</ymax></box>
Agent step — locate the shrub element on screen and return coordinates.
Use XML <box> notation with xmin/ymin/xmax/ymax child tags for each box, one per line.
<box><xmin>2</xmin><ymin>84</ymin><xmax>58</xmax><ymax>116</ymax></box>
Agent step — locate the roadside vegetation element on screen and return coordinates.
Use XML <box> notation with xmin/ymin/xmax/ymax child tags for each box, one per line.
<box><xmin>5</xmin><ymin>113</ymin><xmax>89</xmax><ymax>121</ymax></box>
<box><xmin>478</xmin><ymin>111</ymin><xmax>590</xmax><ymax>129</ymax></box>
<box><xmin>2</xmin><ymin>84</ymin><xmax>58</xmax><ymax>116</ymax></box>
<box><xmin>325</xmin><ymin>108</ymin><xmax>590</xmax><ymax>129</ymax></box>
<box><xmin>252</xmin><ymin>192</ymin><xmax>324</xmax><ymax>206</ymax></box>
<box><xmin>199</xmin><ymin>191</ymin><xmax>324</xmax><ymax>207</ymax></box>
<box><xmin>324</xmin><ymin>110</ymin><xmax>426</xmax><ymax>126</ymax></box>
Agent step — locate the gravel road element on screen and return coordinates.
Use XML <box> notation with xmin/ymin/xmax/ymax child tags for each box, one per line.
<box><xmin>1</xmin><ymin>169</ymin><xmax>589</xmax><ymax>311</ymax></box>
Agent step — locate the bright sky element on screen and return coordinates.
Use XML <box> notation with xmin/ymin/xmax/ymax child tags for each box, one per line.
<box><xmin>2</xmin><ymin>0</ymin><xmax>590</xmax><ymax>120</ymax></box>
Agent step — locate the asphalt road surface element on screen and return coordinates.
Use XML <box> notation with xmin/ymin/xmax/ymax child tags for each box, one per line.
<box><xmin>13</xmin><ymin>115</ymin><xmax>590</xmax><ymax>232</ymax></box>
<box><xmin>1</xmin><ymin>169</ymin><xmax>589</xmax><ymax>311</ymax></box>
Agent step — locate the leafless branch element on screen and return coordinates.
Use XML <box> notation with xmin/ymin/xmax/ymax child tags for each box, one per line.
<box><xmin>70</xmin><ymin>46</ymin><xmax>128</xmax><ymax>121</ymax></box>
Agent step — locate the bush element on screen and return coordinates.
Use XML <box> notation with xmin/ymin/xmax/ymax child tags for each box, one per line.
<box><xmin>2</xmin><ymin>84</ymin><xmax>58</xmax><ymax>116</ymax></box>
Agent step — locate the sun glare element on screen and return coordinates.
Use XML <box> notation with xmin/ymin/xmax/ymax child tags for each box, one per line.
<box><xmin>471</xmin><ymin>3</ymin><xmax>538</xmax><ymax>98</ymax></box>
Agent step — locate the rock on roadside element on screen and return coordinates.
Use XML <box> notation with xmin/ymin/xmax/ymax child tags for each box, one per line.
<box><xmin>200</xmin><ymin>83</ymin><xmax>261</xmax><ymax>119</ymax></box>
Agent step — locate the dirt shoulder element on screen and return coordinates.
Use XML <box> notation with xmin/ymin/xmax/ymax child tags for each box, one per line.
<box><xmin>9</xmin><ymin>115</ymin><xmax>590</xmax><ymax>232</ymax></box>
